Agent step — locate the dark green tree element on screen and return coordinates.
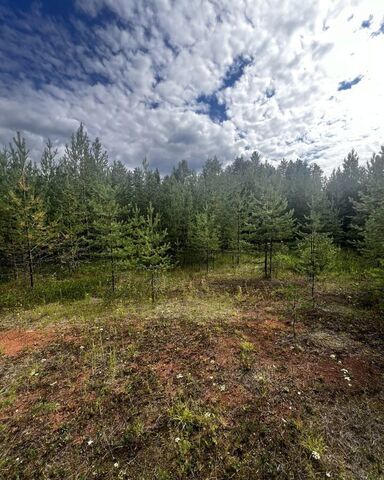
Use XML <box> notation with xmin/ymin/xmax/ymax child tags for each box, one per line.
<box><xmin>246</xmin><ymin>189</ymin><xmax>295</xmax><ymax>279</ymax></box>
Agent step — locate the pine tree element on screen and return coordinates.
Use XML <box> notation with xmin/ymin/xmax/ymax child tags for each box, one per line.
<box><xmin>362</xmin><ymin>204</ymin><xmax>384</xmax><ymax>264</ymax></box>
<box><xmin>90</xmin><ymin>184</ymin><xmax>130</xmax><ymax>293</ymax></box>
<box><xmin>297</xmin><ymin>204</ymin><xmax>336</xmax><ymax>305</ymax></box>
<box><xmin>5</xmin><ymin>134</ymin><xmax>53</xmax><ymax>287</ymax></box>
<box><xmin>132</xmin><ymin>203</ymin><xmax>171</xmax><ymax>302</ymax></box>
<box><xmin>246</xmin><ymin>188</ymin><xmax>294</xmax><ymax>279</ymax></box>
<box><xmin>190</xmin><ymin>205</ymin><xmax>220</xmax><ymax>273</ymax></box>
<box><xmin>327</xmin><ymin>149</ymin><xmax>365</xmax><ymax>245</ymax></box>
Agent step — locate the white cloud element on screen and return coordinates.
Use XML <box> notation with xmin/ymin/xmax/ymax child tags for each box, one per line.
<box><xmin>0</xmin><ymin>0</ymin><xmax>383</xmax><ymax>173</ymax></box>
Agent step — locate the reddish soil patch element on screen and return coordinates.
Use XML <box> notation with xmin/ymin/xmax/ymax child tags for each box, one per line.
<box><xmin>0</xmin><ymin>329</ymin><xmax>54</xmax><ymax>357</ymax></box>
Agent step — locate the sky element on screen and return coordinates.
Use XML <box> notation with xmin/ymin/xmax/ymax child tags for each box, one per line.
<box><xmin>0</xmin><ymin>0</ymin><xmax>383</xmax><ymax>173</ymax></box>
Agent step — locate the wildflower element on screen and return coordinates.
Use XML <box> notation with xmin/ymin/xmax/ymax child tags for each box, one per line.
<box><xmin>87</xmin><ymin>439</ymin><xmax>94</xmax><ymax>446</ymax></box>
<box><xmin>175</xmin><ymin>437</ymin><xmax>181</xmax><ymax>443</ymax></box>
<box><xmin>330</xmin><ymin>354</ymin><xmax>336</xmax><ymax>359</ymax></box>
<box><xmin>326</xmin><ymin>472</ymin><xmax>331</xmax><ymax>478</ymax></box>
<box><xmin>204</xmin><ymin>412</ymin><xmax>211</xmax><ymax>418</ymax></box>
<box><xmin>311</xmin><ymin>450</ymin><xmax>321</xmax><ymax>460</ymax></box>
<box><xmin>219</xmin><ymin>384</ymin><xmax>226</xmax><ymax>391</ymax></box>
<box><xmin>80</xmin><ymin>346</ymin><xmax>85</xmax><ymax>350</ymax></box>
<box><xmin>114</xmin><ymin>462</ymin><xmax>119</xmax><ymax>468</ymax></box>
<box><xmin>176</xmin><ymin>373</ymin><xmax>183</xmax><ymax>379</ymax></box>
<box><xmin>41</xmin><ymin>358</ymin><xmax>47</xmax><ymax>363</ymax></box>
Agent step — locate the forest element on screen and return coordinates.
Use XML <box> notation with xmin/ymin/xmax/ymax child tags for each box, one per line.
<box><xmin>0</xmin><ymin>125</ymin><xmax>383</xmax><ymax>296</ymax></box>
<box><xmin>0</xmin><ymin>126</ymin><xmax>383</xmax><ymax>479</ymax></box>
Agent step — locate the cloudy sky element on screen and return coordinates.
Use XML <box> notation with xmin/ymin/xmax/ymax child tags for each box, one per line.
<box><xmin>0</xmin><ymin>0</ymin><xmax>383</xmax><ymax>173</ymax></box>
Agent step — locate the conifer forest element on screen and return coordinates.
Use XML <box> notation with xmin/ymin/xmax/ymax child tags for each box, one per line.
<box><xmin>0</xmin><ymin>127</ymin><xmax>383</xmax><ymax>479</ymax></box>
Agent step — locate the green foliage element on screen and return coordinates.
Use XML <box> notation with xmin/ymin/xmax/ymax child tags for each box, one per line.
<box><xmin>189</xmin><ymin>205</ymin><xmax>220</xmax><ymax>272</ymax></box>
<box><xmin>0</xmin><ymin>126</ymin><xmax>382</xmax><ymax>299</ymax></box>
<box><xmin>298</xmin><ymin>233</ymin><xmax>336</xmax><ymax>302</ymax></box>
<box><xmin>131</xmin><ymin>203</ymin><xmax>171</xmax><ymax>301</ymax></box>
<box><xmin>245</xmin><ymin>188</ymin><xmax>295</xmax><ymax>278</ymax></box>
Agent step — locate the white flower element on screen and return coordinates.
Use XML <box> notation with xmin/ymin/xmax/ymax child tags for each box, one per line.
<box><xmin>87</xmin><ymin>439</ymin><xmax>94</xmax><ymax>446</ymax></box>
<box><xmin>311</xmin><ymin>450</ymin><xmax>321</xmax><ymax>460</ymax></box>
<box><xmin>114</xmin><ymin>462</ymin><xmax>119</xmax><ymax>468</ymax></box>
<box><xmin>41</xmin><ymin>358</ymin><xmax>47</xmax><ymax>363</ymax></box>
<box><xmin>176</xmin><ymin>373</ymin><xmax>183</xmax><ymax>379</ymax></box>
<box><xmin>326</xmin><ymin>472</ymin><xmax>331</xmax><ymax>477</ymax></box>
<box><xmin>344</xmin><ymin>376</ymin><xmax>351</xmax><ymax>382</ymax></box>
<box><xmin>219</xmin><ymin>384</ymin><xmax>226</xmax><ymax>391</ymax></box>
<box><xmin>80</xmin><ymin>346</ymin><xmax>85</xmax><ymax>350</ymax></box>
<box><xmin>204</xmin><ymin>412</ymin><xmax>211</xmax><ymax>418</ymax></box>
<box><xmin>175</xmin><ymin>437</ymin><xmax>181</xmax><ymax>443</ymax></box>
<box><xmin>330</xmin><ymin>354</ymin><xmax>336</xmax><ymax>359</ymax></box>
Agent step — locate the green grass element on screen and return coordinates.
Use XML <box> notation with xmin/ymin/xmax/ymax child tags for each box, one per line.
<box><xmin>0</xmin><ymin>256</ymin><xmax>382</xmax><ymax>479</ymax></box>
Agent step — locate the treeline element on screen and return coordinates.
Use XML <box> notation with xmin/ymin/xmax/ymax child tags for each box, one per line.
<box><xmin>0</xmin><ymin>125</ymin><xmax>383</xmax><ymax>294</ymax></box>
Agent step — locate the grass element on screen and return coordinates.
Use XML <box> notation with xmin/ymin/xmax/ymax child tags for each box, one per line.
<box><xmin>0</xmin><ymin>256</ymin><xmax>383</xmax><ymax>479</ymax></box>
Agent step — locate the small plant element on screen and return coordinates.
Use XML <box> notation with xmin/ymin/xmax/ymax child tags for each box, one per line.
<box><xmin>123</xmin><ymin>418</ymin><xmax>145</xmax><ymax>446</ymax></box>
<box><xmin>300</xmin><ymin>431</ymin><xmax>327</xmax><ymax>461</ymax></box>
<box><xmin>31</xmin><ymin>401</ymin><xmax>60</xmax><ymax>415</ymax></box>
<box><xmin>239</xmin><ymin>340</ymin><xmax>255</xmax><ymax>370</ymax></box>
<box><xmin>169</xmin><ymin>400</ymin><xmax>219</xmax><ymax>474</ymax></box>
<box><xmin>283</xmin><ymin>284</ymin><xmax>301</xmax><ymax>340</ymax></box>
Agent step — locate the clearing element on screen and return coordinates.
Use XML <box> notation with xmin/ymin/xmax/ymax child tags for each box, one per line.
<box><xmin>0</xmin><ymin>270</ymin><xmax>383</xmax><ymax>479</ymax></box>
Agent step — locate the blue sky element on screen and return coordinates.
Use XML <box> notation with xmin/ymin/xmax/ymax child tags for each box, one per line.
<box><xmin>0</xmin><ymin>0</ymin><xmax>383</xmax><ymax>172</ymax></box>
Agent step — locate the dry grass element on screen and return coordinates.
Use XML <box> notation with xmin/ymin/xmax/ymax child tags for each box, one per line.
<box><xmin>0</xmin><ymin>268</ymin><xmax>383</xmax><ymax>479</ymax></box>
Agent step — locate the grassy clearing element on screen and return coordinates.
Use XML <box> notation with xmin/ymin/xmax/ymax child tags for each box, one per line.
<box><xmin>0</xmin><ymin>260</ymin><xmax>383</xmax><ymax>479</ymax></box>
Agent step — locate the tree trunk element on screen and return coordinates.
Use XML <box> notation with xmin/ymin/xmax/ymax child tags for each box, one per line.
<box><xmin>151</xmin><ymin>271</ymin><xmax>155</xmax><ymax>303</ymax></box>
<box><xmin>292</xmin><ymin>299</ymin><xmax>297</xmax><ymax>341</ymax></box>
<box><xmin>237</xmin><ymin>210</ymin><xmax>241</xmax><ymax>267</ymax></box>
<box><xmin>12</xmin><ymin>254</ymin><xmax>18</xmax><ymax>282</ymax></box>
<box><xmin>110</xmin><ymin>245</ymin><xmax>115</xmax><ymax>293</ymax></box>
<box><xmin>269</xmin><ymin>239</ymin><xmax>273</xmax><ymax>279</ymax></box>
<box><xmin>311</xmin><ymin>272</ymin><xmax>315</xmax><ymax>307</ymax></box>
<box><xmin>27</xmin><ymin>245</ymin><xmax>34</xmax><ymax>289</ymax></box>
<box><xmin>264</xmin><ymin>241</ymin><xmax>268</xmax><ymax>278</ymax></box>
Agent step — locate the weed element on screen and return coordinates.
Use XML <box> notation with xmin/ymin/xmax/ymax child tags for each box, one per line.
<box><xmin>239</xmin><ymin>340</ymin><xmax>255</xmax><ymax>370</ymax></box>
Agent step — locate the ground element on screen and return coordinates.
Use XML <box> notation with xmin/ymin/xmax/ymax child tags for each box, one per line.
<box><xmin>0</xmin><ymin>267</ymin><xmax>383</xmax><ymax>479</ymax></box>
